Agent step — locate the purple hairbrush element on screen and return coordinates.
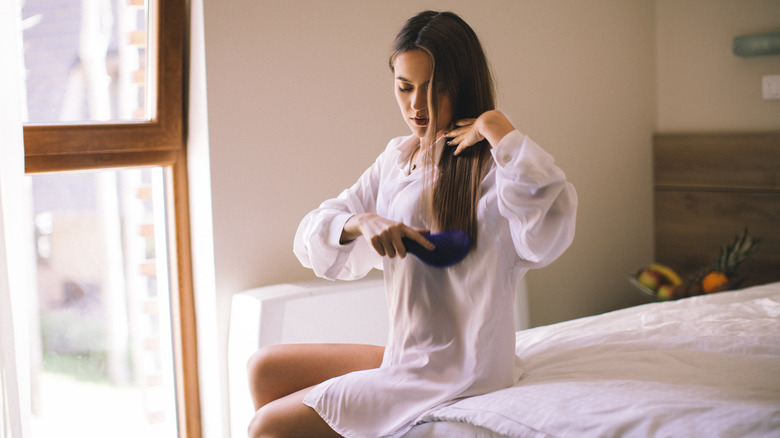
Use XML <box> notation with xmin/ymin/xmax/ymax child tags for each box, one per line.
<box><xmin>402</xmin><ymin>230</ymin><xmax>471</xmax><ymax>268</ymax></box>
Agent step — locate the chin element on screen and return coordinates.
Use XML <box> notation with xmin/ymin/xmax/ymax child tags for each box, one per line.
<box><xmin>406</xmin><ymin>124</ymin><xmax>428</xmax><ymax>140</ymax></box>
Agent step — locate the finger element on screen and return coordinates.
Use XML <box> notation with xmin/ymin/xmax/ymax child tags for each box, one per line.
<box><xmin>454</xmin><ymin>118</ymin><xmax>477</xmax><ymax>127</ymax></box>
<box><xmin>406</xmin><ymin>229</ymin><xmax>435</xmax><ymax>251</ymax></box>
<box><xmin>445</xmin><ymin>123</ymin><xmax>472</xmax><ymax>137</ymax></box>
<box><xmin>391</xmin><ymin>233</ymin><xmax>407</xmax><ymax>258</ymax></box>
<box><xmin>455</xmin><ymin>136</ymin><xmax>480</xmax><ymax>154</ymax></box>
<box><xmin>446</xmin><ymin>132</ymin><xmax>467</xmax><ymax>146</ymax></box>
<box><xmin>370</xmin><ymin>237</ymin><xmax>387</xmax><ymax>257</ymax></box>
<box><xmin>382</xmin><ymin>233</ymin><xmax>397</xmax><ymax>258</ymax></box>
<box><xmin>444</xmin><ymin>128</ymin><xmax>462</xmax><ymax>139</ymax></box>
<box><xmin>452</xmin><ymin>137</ymin><xmax>473</xmax><ymax>155</ymax></box>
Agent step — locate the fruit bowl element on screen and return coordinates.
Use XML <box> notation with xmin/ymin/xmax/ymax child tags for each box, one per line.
<box><xmin>630</xmin><ymin>229</ymin><xmax>759</xmax><ymax>301</ymax></box>
<box><xmin>627</xmin><ymin>275</ymin><xmax>660</xmax><ymax>300</ymax></box>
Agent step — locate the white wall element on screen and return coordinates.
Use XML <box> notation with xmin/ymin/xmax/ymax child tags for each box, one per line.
<box><xmin>200</xmin><ymin>0</ymin><xmax>779</xmax><ymax>436</ymax></box>
<box><xmin>203</xmin><ymin>0</ymin><xmax>656</xmax><ymax>329</ymax></box>
<box><xmin>656</xmin><ymin>0</ymin><xmax>780</xmax><ymax>131</ymax></box>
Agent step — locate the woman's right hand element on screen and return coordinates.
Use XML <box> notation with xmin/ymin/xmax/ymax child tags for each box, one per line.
<box><xmin>341</xmin><ymin>213</ymin><xmax>434</xmax><ymax>258</ymax></box>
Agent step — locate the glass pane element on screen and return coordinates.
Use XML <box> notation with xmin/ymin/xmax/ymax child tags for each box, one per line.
<box><xmin>26</xmin><ymin>168</ymin><xmax>178</xmax><ymax>437</ymax></box>
<box><xmin>20</xmin><ymin>0</ymin><xmax>156</xmax><ymax>123</ymax></box>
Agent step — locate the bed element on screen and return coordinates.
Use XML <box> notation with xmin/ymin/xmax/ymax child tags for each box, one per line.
<box><xmin>228</xmin><ymin>132</ymin><xmax>780</xmax><ymax>437</ymax></box>
<box><xmin>403</xmin><ymin>281</ymin><xmax>780</xmax><ymax>437</ymax></box>
<box><xmin>401</xmin><ymin>132</ymin><xmax>780</xmax><ymax>437</ymax></box>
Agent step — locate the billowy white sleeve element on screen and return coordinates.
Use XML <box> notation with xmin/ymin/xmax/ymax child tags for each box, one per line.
<box><xmin>293</xmin><ymin>155</ymin><xmax>385</xmax><ymax>281</ymax></box>
<box><xmin>491</xmin><ymin>130</ymin><xmax>578</xmax><ymax>268</ymax></box>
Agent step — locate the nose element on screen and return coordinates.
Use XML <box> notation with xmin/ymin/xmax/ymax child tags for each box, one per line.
<box><xmin>411</xmin><ymin>89</ymin><xmax>427</xmax><ymax>111</ymax></box>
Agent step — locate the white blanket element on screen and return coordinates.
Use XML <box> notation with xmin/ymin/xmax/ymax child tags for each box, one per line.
<box><xmin>416</xmin><ymin>282</ymin><xmax>780</xmax><ymax>437</ymax></box>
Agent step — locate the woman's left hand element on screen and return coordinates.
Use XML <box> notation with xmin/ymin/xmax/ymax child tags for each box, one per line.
<box><xmin>445</xmin><ymin>110</ymin><xmax>516</xmax><ymax>156</ymax></box>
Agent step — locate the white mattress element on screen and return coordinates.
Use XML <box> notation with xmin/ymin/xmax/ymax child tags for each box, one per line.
<box><xmin>405</xmin><ymin>281</ymin><xmax>780</xmax><ymax>437</ymax></box>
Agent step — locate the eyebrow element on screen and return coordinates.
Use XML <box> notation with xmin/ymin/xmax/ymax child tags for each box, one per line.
<box><xmin>395</xmin><ymin>76</ymin><xmax>430</xmax><ymax>85</ymax></box>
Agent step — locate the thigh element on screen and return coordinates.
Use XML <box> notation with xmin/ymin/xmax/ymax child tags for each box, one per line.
<box><xmin>248</xmin><ymin>385</ymin><xmax>342</xmax><ymax>438</ymax></box>
<box><xmin>247</xmin><ymin>343</ymin><xmax>384</xmax><ymax>409</ymax></box>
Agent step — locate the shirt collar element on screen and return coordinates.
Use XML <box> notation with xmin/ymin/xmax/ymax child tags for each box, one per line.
<box><xmin>396</xmin><ymin>135</ymin><xmax>420</xmax><ymax>170</ymax></box>
<box><xmin>395</xmin><ymin>134</ymin><xmax>448</xmax><ymax>171</ymax></box>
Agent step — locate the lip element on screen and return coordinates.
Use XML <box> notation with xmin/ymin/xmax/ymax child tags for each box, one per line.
<box><xmin>412</xmin><ymin>117</ymin><xmax>429</xmax><ymax>126</ymax></box>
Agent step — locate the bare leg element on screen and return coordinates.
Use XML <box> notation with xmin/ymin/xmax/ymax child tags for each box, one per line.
<box><xmin>246</xmin><ymin>343</ymin><xmax>384</xmax><ymax>436</ymax></box>
<box><xmin>248</xmin><ymin>385</ymin><xmax>341</xmax><ymax>438</ymax></box>
<box><xmin>247</xmin><ymin>343</ymin><xmax>384</xmax><ymax>409</ymax></box>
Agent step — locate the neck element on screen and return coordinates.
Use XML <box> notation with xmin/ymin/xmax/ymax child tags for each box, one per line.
<box><xmin>419</xmin><ymin>130</ymin><xmax>447</xmax><ymax>158</ymax></box>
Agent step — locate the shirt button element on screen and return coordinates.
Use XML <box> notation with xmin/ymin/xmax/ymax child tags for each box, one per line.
<box><xmin>502</xmin><ymin>154</ymin><xmax>511</xmax><ymax>163</ymax></box>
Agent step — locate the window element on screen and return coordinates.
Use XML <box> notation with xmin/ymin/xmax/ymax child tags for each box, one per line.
<box><xmin>19</xmin><ymin>0</ymin><xmax>200</xmax><ymax>436</ymax></box>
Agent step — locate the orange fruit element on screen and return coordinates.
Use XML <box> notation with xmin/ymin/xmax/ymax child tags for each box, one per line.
<box><xmin>702</xmin><ymin>271</ymin><xmax>729</xmax><ymax>293</ymax></box>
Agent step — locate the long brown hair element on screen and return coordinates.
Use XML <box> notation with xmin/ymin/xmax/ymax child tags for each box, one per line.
<box><xmin>390</xmin><ymin>11</ymin><xmax>495</xmax><ymax>246</ymax></box>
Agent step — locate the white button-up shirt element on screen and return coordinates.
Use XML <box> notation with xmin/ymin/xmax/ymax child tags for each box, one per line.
<box><xmin>294</xmin><ymin>130</ymin><xmax>577</xmax><ymax>437</ymax></box>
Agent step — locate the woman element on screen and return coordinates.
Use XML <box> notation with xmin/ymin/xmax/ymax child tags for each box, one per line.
<box><xmin>247</xmin><ymin>10</ymin><xmax>577</xmax><ymax>438</ymax></box>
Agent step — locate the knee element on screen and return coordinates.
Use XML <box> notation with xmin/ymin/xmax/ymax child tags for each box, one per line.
<box><xmin>248</xmin><ymin>345</ymin><xmax>288</xmax><ymax>381</ymax></box>
<box><xmin>247</xmin><ymin>406</ymin><xmax>268</xmax><ymax>438</ymax></box>
<box><xmin>247</xmin><ymin>409</ymin><xmax>262</xmax><ymax>438</ymax></box>
<box><xmin>246</xmin><ymin>345</ymin><xmax>288</xmax><ymax>407</ymax></box>
<box><xmin>246</xmin><ymin>346</ymin><xmax>276</xmax><ymax>384</ymax></box>
<box><xmin>246</xmin><ymin>403</ymin><xmax>284</xmax><ymax>438</ymax></box>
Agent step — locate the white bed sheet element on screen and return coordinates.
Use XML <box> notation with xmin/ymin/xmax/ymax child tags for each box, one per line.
<box><xmin>408</xmin><ymin>281</ymin><xmax>780</xmax><ymax>437</ymax></box>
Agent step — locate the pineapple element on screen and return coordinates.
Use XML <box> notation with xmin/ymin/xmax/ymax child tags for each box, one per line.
<box><xmin>681</xmin><ymin>228</ymin><xmax>760</xmax><ymax>296</ymax></box>
<box><xmin>712</xmin><ymin>228</ymin><xmax>760</xmax><ymax>277</ymax></box>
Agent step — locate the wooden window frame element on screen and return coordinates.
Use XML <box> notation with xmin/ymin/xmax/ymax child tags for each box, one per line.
<box><xmin>22</xmin><ymin>0</ymin><xmax>201</xmax><ymax>436</ymax></box>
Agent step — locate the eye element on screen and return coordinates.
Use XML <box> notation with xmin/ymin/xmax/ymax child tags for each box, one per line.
<box><xmin>398</xmin><ymin>85</ymin><xmax>413</xmax><ymax>93</ymax></box>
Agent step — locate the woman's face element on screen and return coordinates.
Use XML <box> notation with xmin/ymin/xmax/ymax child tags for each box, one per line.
<box><xmin>393</xmin><ymin>50</ymin><xmax>453</xmax><ymax>141</ymax></box>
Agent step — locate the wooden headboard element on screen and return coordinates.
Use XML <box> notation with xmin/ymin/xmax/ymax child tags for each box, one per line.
<box><xmin>653</xmin><ymin>132</ymin><xmax>780</xmax><ymax>288</ymax></box>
